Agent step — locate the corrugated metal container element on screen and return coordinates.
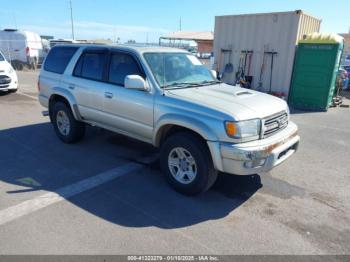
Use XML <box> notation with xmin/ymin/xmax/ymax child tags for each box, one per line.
<box><xmin>213</xmin><ymin>10</ymin><xmax>321</xmax><ymax>95</ymax></box>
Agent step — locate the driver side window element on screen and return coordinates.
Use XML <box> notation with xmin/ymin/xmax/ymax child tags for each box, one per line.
<box><xmin>108</xmin><ymin>52</ymin><xmax>143</xmax><ymax>86</ymax></box>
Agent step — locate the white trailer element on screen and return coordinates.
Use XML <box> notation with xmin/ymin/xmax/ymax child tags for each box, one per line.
<box><xmin>0</xmin><ymin>29</ymin><xmax>43</xmax><ymax>70</ymax></box>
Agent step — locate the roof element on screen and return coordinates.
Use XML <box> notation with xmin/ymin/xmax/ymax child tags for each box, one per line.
<box><xmin>160</xmin><ymin>31</ymin><xmax>214</xmax><ymax>41</ymax></box>
<box><xmin>111</xmin><ymin>44</ymin><xmax>188</xmax><ymax>53</ymax></box>
<box><xmin>299</xmin><ymin>33</ymin><xmax>344</xmax><ymax>44</ymax></box>
<box><xmin>216</xmin><ymin>10</ymin><xmax>321</xmax><ymax>22</ymax></box>
<box><xmin>53</xmin><ymin>43</ymin><xmax>188</xmax><ymax>54</ymax></box>
<box><xmin>339</xmin><ymin>33</ymin><xmax>350</xmax><ymax>39</ymax></box>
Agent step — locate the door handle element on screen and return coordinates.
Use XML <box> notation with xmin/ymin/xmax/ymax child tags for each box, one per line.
<box><xmin>68</xmin><ymin>84</ymin><xmax>75</xmax><ymax>90</ymax></box>
<box><xmin>104</xmin><ymin>92</ymin><xmax>113</xmax><ymax>99</ymax></box>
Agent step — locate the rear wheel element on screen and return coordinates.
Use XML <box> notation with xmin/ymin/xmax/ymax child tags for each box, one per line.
<box><xmin>52</xmin><ymin>102</ymin><xmax>85</xmax><ymax>143</ymax></box>
<box><xmin>160</xmin><ymin>132</ymin><xmax>218</xmax><ymax>195</ymax></box>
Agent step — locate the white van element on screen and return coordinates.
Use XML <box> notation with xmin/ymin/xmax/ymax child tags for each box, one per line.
<box><xmin>0</xmin><ymin>29</ymin><xmax>43</xmax><ymax>70</ymax></box>
<box><xmin>39</xmin><ymin>38</ymin><xmax>50</xmax><ymax>64</ymax></box>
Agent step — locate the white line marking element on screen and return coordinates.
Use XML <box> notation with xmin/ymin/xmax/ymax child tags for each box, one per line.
<box><xmin>0</xmin><ymin>162</ymin><xmax>142</xmax><ymax>226</ymax></box>
<box><xmin>17</xmin><ymin>91</ymin><xmax>38</xmax><ymax>100</ymax></box>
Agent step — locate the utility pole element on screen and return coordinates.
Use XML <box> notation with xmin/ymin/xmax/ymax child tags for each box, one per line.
<box><xmin>13</xmin><ymin>11</ymin><xmax>18</xmax><ymax>30</ymax></box>
<box><xmin>69</xmin><ymin>0</ymin><xmax>75</xmax><ymax>40</ymax></box>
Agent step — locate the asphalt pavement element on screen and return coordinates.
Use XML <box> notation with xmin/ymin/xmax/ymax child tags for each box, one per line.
<box><xmin>0</xmin><ymin>70</ymin><xmax>349</xmax><ymax>255</ymax></box>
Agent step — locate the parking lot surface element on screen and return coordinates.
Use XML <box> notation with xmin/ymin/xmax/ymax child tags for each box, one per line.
<box><xmin>0</xmin><ymin>71</ymin><xmax>349</xmax><ymax>254</ymax></box>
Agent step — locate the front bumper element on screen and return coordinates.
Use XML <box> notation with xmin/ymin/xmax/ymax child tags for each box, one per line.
<box><xmin>207</xmin><ymin>121</ymin><xmax>300</xmax><ymax>175</ymax></box>
<box><xmin>0</xmin><ymin>73</ymin><xmax>18</xmax><ymax>91</ymax></box>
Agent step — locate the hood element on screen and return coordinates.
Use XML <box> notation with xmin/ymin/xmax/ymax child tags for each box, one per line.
<box><xmin>165</xmin><ymin>83</ymin><xmax>288</xmax><ymax>121</ymax></box>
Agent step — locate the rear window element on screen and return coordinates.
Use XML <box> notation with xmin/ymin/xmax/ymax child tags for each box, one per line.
<box><xmin>44</xmin><ymin>46</ymin><xmax>78</xmax><ymax>74</ymax></box>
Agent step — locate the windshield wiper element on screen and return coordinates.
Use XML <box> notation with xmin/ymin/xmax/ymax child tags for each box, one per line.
<box><xmin>163</xmin><ymin>82</ymin><xmax>202</xmax><ymax>89</ymax></box>
<box><xmin>163</xmin><ymin>80</ymin><xmax>222</xmax><ymax>89</ymax></box>
<box><xmin>198</xmin><ymin>80</ymin><xmax>222</xmax><ymax>86</ymax></box>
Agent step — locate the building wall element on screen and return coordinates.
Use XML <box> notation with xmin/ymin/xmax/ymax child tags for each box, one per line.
<box><xmin>213</xmin><ymin>10</ymin><xmax>321</xmax><ymax>95</ymax></box>
<box><xmin>339</xmin><ymin>33</ymin><xmax>350</xmax><ymax>60</ymax></box>
<box><xmin>196</xmin><ymin>40</ymin><xmax>213</xmax><ymax>53</ymax></box>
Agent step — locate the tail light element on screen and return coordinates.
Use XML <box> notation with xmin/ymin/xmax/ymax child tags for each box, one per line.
<box><xmin>25</xmin><ymin>47</ymin><xmax>30</xmax><ymax>56</ymax></box>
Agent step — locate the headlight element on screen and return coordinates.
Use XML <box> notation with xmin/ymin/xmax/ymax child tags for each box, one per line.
<box><xmin>225</xmin><ymin>119</ymin><xmax>261</xmax><ymax>141</ymax></box>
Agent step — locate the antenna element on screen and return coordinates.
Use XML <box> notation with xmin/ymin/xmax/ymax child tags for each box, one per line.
<box><xmin>69</xmin><ymin>0</ymin><xmax>75</xmax><ymax>40</ymax></box>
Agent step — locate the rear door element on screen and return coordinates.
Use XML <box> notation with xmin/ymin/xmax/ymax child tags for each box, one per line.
<box><xmin>67</xmin><ymin>48</ymin><xmax>109</xmax><ymax>122</ymax></box>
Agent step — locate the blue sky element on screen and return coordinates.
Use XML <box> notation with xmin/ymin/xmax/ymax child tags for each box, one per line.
<box><xmin>0</xmin><ymin>0</ymin><xmax>349</xmax><ymax>42</ymax></box>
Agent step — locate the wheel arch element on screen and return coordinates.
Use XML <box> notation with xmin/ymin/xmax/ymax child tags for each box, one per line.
<box><xmin>153</xmin><ymin>114</ymin><xmax>218</xmax><ymax>147</ymax></box>
<box><xmin>48</xmin><ymin>87</ymin><xmax>82</xmax><ymax>121</ymax></box>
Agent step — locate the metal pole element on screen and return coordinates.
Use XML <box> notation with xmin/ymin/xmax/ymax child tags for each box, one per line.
<box><xmin>13</xmin><ymin>12</ymin><xmax>18</xmax><ymax>30</ymax></box>
<box><xmin>70</xmin><ymin>0</ymin><xmax>75</xmax><ymax>40</ymax></box>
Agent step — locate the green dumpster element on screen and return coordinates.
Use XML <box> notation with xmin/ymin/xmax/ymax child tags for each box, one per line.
<box><xmin>289</xmin><ymin>33</ymin><xmax>344</xmax><ymax>111</ymax></box>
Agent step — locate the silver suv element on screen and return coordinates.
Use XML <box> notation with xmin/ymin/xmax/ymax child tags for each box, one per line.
<box><xmin>38</xmin><ymin>44</ymin><xmax>300</xmax><ymax>195</ymax></box>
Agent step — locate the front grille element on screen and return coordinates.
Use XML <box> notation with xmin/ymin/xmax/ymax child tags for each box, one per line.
<box><xmin>262</xmin><ymin>111</ymin><xmax>288</xmax><ymax>138</ymax></box>
<box><xmin>0</xmin><ymin>75</ymin><xmax>11</xmax><ymax>85</ymax></box>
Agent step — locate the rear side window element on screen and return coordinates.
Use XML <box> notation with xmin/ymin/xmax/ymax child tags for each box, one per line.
<box><xmin>108</xmin><ymin>53</ymin><xmax>143</xmax><ymax>86</ymax></box>
<box><xmin>44</xmin><ymin>46</ymin><xmax>78</xmax><ymax>74</ymax></box>
<box><xmin>74</xmin><ymin>52</ymin><xmax>107</xmax><ymax>81</ymax></box>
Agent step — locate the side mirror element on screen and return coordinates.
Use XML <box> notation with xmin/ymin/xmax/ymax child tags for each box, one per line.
<box><xmin>211</xmin><ymin>70</ymin><xmax>217</xmax><ymax>79</ymax></box>
<box><xmin>124</xmin><ymin>75</ymin><xmax>148</xmax><ymax>91</ymax></box>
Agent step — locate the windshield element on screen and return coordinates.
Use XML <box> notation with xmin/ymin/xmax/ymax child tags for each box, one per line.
<box><xmin>144</xmin><ymin>52</ymin><xmax>216</xmax><ymax>88</ymax></box>
<box><xmin>0</xmin><ymin>53</ymin><xmax>4</xmax><ymax>61</ymax></box>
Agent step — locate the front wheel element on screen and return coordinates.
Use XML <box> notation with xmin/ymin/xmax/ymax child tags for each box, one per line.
<box><xmin>52</xmin><ymin>102</ymin><xmax>85</xmax><ymax>143</ymax></box>
<box><xmin>160</xmin><ymin>132</ymin><xmax>218</xmax><ymax>196</ymax></box>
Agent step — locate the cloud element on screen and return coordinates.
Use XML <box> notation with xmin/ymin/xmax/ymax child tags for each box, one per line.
<box><xmin>18</xmin><ymin>20</ymin><xmax>169</xmax><ymax>43</ymax></box>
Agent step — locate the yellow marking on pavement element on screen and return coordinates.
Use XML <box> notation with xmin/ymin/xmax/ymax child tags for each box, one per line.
<box><xmin>16</xmin><ymin>177</ymin><xmax>41</xmax><ymax>187</ymax></box>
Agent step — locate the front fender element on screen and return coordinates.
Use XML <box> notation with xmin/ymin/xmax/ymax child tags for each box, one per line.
<box><xmin>50</xmin><ymin>86</ymin><xmax>82</xmax><ymax>121</ymax></box>
<box><xmin>153</xmin><ymin>113</ymin><xmax>219</xmax><ymax>146</ymax></box>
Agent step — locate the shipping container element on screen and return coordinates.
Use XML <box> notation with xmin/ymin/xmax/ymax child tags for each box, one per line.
<box><xmin>213</xmin><ymin>10</ymin><xmax>321</xmax><ymax>96</ymax></box>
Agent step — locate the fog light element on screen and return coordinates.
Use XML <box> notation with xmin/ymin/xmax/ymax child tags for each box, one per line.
<box><xmin>244</xmin><ymin>159</ymin><xmax>266</xmax><ymax>168</ymax></box>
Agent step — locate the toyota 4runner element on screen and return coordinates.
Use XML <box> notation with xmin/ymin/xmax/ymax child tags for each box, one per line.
<box><xmin>38</xmin><ymin>45</ymin><xmax>300</xmax><ymax>195</ymax></box>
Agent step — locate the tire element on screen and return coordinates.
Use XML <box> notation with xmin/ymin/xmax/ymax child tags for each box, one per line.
<box><xmin>160</xmin><ymin>132</ymin><xmax>218</xmax><ymax>196</ymax></box>
<box><xmin>52</xmin><ymin>101</ymin><xmax>85</xmax><ymax>143</ymax></box>
<box><xmin>9</xmin><ymin>89</ymin><xmax>18</xmax><ymax>93</ymax></box>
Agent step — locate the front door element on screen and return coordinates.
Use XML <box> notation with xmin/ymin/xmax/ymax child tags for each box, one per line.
<box><xmin>102</xmin><ymin>51</ymin><xmax>154</xmax><ymax>142</ymax></box>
